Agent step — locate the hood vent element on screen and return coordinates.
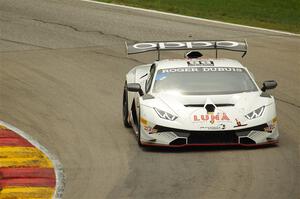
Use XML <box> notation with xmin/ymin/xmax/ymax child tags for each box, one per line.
<box><xmin>215</xmin><ymin>104</ymin><xmax>235</xmax><ymax>107</ymax></box>
<box><xmin>205</xmin><ymin>104</ymin><xmax>215</xmax><ymax>113</ymax></box>
<box><xmin>184</xmin><ymin>104</ymin><xmax>205</xmax><ymax>107</ymax></box>
<box><xmin>184</xmin><ymin>103</ymin><xmax>234</xmax><ymax>107</ymax></box>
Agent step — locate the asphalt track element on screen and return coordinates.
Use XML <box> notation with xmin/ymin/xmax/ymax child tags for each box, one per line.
<box><xmin>0</xmin><ymin>0</ymin><xmax>299</xmax><ymax>198</ymax></box>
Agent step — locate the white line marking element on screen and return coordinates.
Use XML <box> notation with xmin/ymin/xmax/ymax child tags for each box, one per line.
<box><xmin>0</xmin><ymin>120</ymin><xmax>64</xmax><ymax>199</ymax></box>
<box><xmin>81</xmin><ymin>0</ymin><xmax>299</xmax><ymax>37</ymax></box>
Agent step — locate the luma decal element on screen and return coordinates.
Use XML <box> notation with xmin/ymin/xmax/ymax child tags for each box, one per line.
<box><xmin>193</xmin><ymin>113</ymin><xmax>230</xmax><ymax>123</ymax></box>
<box><xmin>233</xmin><ymin>118</ymin><xmax>247</xmax><ymax>127</ymax></box>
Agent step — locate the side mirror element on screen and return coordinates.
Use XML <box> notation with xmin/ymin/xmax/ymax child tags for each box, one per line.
<box><xmin>127</xmin><ymin>83</ymin><xmax>144</xmax><ymax>96</ymax></box>
<box><xmin>261</xmin><ymin>80</ymin><xmax>277</xmax><ymax>92</ymax></box>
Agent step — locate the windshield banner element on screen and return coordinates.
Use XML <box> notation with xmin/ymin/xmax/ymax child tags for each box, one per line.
<box><xmin>160</xmin><ymin>67</ymin><xmax>243</xmax><ymax>73</ymax></box>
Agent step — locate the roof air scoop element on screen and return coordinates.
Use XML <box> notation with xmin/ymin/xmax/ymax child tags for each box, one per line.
<box><xmin>185</xmin><ymin>51</ymin><xmax>203</xmax><ymax>59</ymax></box>
<box><xmin>205</xmin><ymin>104</ymin><xmax>215</xmax><ymax>113</ymax></box>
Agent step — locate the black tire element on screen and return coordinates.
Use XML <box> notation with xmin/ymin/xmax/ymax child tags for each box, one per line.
<box><xmin>122</xmin><ymin>83</ymin><xmax>131</xmax><ymax>128</ymax></box>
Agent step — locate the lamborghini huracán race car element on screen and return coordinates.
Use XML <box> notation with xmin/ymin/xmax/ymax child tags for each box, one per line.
<box><xmin>122</xmin><ymin>40</ymin><xmax>279</xmax><ymax>147</ymax></box>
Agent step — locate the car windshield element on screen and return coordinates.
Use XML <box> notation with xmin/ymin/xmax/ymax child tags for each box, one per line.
<box><xmin>152</xmin><ymin>67</ymin><xmax>258</xmax><ymax>95</ymax></box>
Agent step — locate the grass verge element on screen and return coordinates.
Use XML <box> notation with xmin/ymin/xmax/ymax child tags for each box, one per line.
<box><xmin>97</xmin><ymin>0</ymin><xmax>300</xmax><ymax>34</ymax></box>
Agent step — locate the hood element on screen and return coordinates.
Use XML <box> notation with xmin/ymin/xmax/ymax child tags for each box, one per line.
<box><xmin>141</xmin><ymin>91</ymin><xmax>274</xmax><ymax>130</ymax></box>
<box><xmin>154</xmin><ymin>92</ymin><xmax>271</xmax><ymax>113</ymax></box>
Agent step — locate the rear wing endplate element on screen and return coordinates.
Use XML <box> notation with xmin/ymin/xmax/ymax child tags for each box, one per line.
<box><xmin>126</xmin><ymin>40</ymin><xmax>248</xmax><ymax>60</ymax></box>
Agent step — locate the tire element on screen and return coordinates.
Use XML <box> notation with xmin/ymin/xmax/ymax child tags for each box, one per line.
<box><xmin>122</xmin><ymin>83</ymin><xmax>131</xmax><ymax>128</ymax></box>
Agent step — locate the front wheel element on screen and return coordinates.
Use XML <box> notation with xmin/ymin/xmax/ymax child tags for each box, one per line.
<box><xmin>122</xmin><ymin>83</ymin><xmax>131</xmax><ymax>128</ymax></box>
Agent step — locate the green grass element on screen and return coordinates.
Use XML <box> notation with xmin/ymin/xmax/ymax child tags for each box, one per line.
<box><xmin>97</xmin><ymin>0</ymin><xmax>300</xmax><ymax>33</ymax></box>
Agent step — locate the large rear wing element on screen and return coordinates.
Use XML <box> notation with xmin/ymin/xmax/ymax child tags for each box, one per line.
<box><xmin>126</xmin><ymin>40</ymin><xmax>247</xmax><ymax>60</ymax></box>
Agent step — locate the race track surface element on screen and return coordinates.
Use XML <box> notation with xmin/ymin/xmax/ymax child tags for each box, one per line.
<box><xmin>0</xmin><ymin>0</ymin><xmax>299</xmax><ymax>198</ymax></box>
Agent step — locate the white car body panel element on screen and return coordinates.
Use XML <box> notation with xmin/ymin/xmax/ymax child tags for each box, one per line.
<box><xmin>124</xmin><ymin>58</ymin><xmax>279</xmax><ymax>147</ymax></box>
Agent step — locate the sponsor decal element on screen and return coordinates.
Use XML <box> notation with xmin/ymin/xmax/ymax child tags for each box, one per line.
<box><xmin>233</xmin><ymin>118</ymin><xmax>247</xmax><ymax>127</ymax></box>
<box><xmin>187</xmin><ymin>60</ymin><xmax>214</xmax><ymax>66</ymax></box>
<box><xmin>264</xmin><ymin>117</ymin><xmax>277</xmax><ymax>133</ymax></box>
<box><xmin>132</xmin><ymin>41</ymin><xmax>240</xmax><ymax>50</ymax></box>
<box><xmin>193</xmin><ymin>113</ymin><xmax>230</xmax><ymax>123</ymax></box>
<box><xmin>161</xmin><ymin>67</ymin><xmax>243</xmax><ymax>73</ymax></box>
<box><xmin>264</xmin><ymin>124</ymin><xmax>275</xmax><ymax>132</ymax></box>
<box><xmin>162</xmin><ymin>67</ymin><xmax>199</xmax><ymax>73</ymax></box>
<box><xmin>272</xmin><ymin>117</ymin><xmax>277</xmax><ymax>123</ymax></box>
<box><xmin>140</xmin><ymin>117</ymin><xmax>148</xmax><ymax>125</ymax></box>
<box><xmin>215</xmin><ymin>124</ymin><xmax>226</xmax><ymax>129</ymax></box>
<box><xmin>198</xmin><ymin>124</ymin><xmax>226</xmax><ymax>130</ymax></box>
<box><xmin>203</xmin><ymin>67</ymin><xmax>242</xmax><ymax>72</ymax></box>
<box><xmin>143</xmin><ymin>126</ymin><xmax>158</xmax><ymax>134</ymax></box>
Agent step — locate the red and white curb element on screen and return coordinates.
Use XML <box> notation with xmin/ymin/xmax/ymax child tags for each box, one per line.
<box><xmin>0</xmin><ymin>120</ymin><xmax>64</xmax><ymax>198</ymax></box>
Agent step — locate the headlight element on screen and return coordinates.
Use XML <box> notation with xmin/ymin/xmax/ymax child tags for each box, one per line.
<box><xmin>154</xmin><ymin>108</ymin><xmax>177</xmax><ymax>121</ymax></box>
<box><xmin>245</xmin><ymin>106</ymin><xmax>265</xmax><ymax>120</ymax></box>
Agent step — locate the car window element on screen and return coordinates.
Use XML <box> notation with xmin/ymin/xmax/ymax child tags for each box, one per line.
<box><xmin>153</xmin><ymin>67</ymin><xmax>258</xmax><ymax>95</ymax></box>
<box><xmin>145</xmin><ymin>64</ymin><xmax>156</xmax><ymax>93</ymax></box>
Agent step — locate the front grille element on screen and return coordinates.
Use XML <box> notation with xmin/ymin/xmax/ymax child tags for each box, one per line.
<box><xmin>154</xmin><ymin>124</ymin><xmax>268</xmax><ymax>144</ymax></box>
<box><xmin>170</xmin><ymin>138</ymin><xmax>187</xmax><ymax>145</ymax></box>
<box><xmin>239</xmin><ymin>137</ymin><xmax>256</xmax><ymax>144</ymax></box>
<box><xmin>154</xmin><ymin>124</ymin><xmax>267</xmax><ymax>134</ymax></box>
<box><xmin>188</xmin><ymin>132</ymin><xmax>238</xmax><ymax>144</ymax></box>
<box><xmin>184</xmin><ymin>104</ymin><xmax>235</xmax><ymax>107</ymax></box>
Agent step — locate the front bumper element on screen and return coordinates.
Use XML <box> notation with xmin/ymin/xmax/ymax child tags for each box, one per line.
<box><xmin>140</xmin><ymin>123</ymin><xmax>279</xmax><ymax>147</ymax></box>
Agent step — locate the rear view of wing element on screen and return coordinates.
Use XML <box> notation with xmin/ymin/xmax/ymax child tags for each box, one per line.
<box><xmin>126</xmin><ymin>40</ymin><xmax>247</xmax><ymax>57</ymax></box>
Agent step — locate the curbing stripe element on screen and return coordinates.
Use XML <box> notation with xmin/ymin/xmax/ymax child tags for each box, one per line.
<box><xmin>0</xmin><ymin>134</ymin><xmax>53</xmax><ymax>168</ymax></box>
<box><xmin>0</xmin><ymin>138</ymin><xmax>33</xmax><ymax>147</ymax></box>
<box><xmin>0</xmin><ymin>178</ymin><xmax>56</xmax><ymax>188</ymax></box>
<box><xmin>0</xmin><ymin>168</ymin><xmax>55</xmax><ymax>179</ymax></box>
<box><xmin>81</xmin><ymin>0</ymin><xmax>300</xmax><ymax>37</ymax></box>
<box><xmin>0</xmin><ymin>146</ymin><xmax>47</xmax><ymax>159</ymax></box>
<box><xmin>0</xmin><ymin>187</ymin><xmax>54</xmax><ymax>198</ymax></box>
<box><xmin>0</xmin><ymin>157</ymin><xmax>53</xmax><ymax>168</ymax></box>
<box><xmin>0</xmin><ymin>121</ymin><xmax>64</xmax><ymax>199</ymax></box>
<box><xmin>0</xmin><ymin>129</ymin><xmax>23</xmax><ymax>138</ymax></box>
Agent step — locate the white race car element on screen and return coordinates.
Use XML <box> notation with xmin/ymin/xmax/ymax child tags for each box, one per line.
<box><xmin>123</xmin><ymin>40</ymin><xmax>279</xmax><ymax>147</ymax></box>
